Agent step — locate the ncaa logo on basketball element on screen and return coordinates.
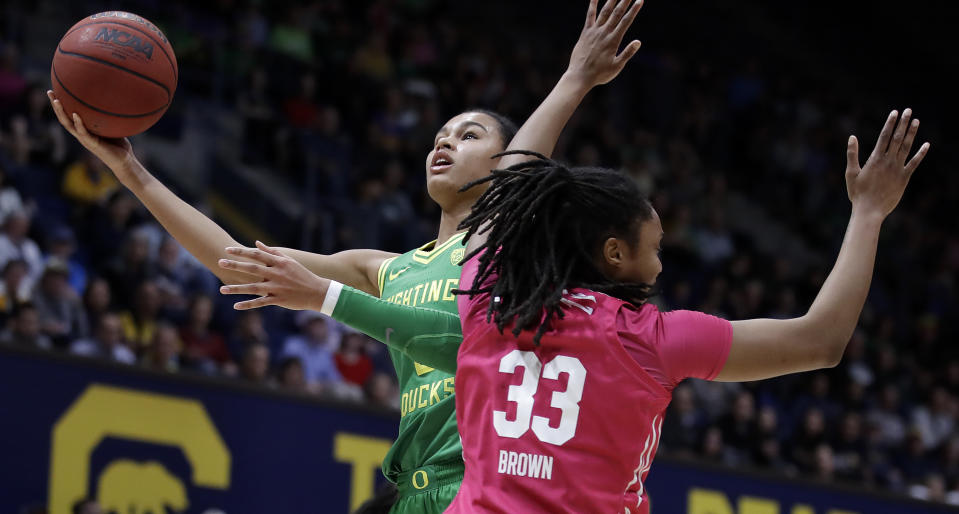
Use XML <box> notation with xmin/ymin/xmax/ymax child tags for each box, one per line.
<box><xmin>90</xmin><ymin>11</ymin><xmax>169</xmax><ymax>44</ymax></box>
<box><xmin>451</xmin><ymin>248</ymin><xmax>465</xmax><ymax>265</ymax></box>
<box><xmin>94</xmin><ymin>28</ymin><xmax>155</xmax><ymax>59</ymax></box>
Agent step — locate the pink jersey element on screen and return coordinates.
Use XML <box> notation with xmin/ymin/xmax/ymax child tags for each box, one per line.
<box><xmin>447</xmin><ymin>256</ymin><xmax>732</xmax><ymax>514</ymax></box>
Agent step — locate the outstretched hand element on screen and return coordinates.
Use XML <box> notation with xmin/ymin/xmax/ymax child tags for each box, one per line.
<box><xmin>46</xmin><ymin>90</ymin><xmax>136</xmax><ymax>176</ymax></box>
<box><xmin>566</xmin><ymin>0</ymin><xmax>644</xmax><ymax>88</ymax></box>
<box><xmin>846</xmin><ymin>108</ymin><xmax>930</xmax><ymax>220</ymax></box>
<box><xmin>219</xmin><ymin>241</ymin><xmax>331</xmax><ymax>311</ymax></box>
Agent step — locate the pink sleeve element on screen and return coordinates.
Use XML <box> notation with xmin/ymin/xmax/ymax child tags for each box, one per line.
<box><xmin>658</xmin><ymin>310</ymin><xmax>732</xmax><ymax>384</ymax></box>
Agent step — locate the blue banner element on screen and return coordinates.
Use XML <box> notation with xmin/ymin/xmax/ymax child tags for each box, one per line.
<box><xmin>0</xmin><ymin>348</ymin><xmax>399</xmax><ymax>514</ymax></box>
<box><xmin>645</xmin><ymin>459</ymin><xmax>955</xmax><ymax>514</ymax></box>
<box><xmin>1</xmin><ymin>347</ymin><xmax>954</xmax><ymax>514</ymax></box>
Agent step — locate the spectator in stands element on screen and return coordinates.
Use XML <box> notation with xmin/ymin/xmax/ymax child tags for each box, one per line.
<box><xmin>867</xmin><ymin>384</ymin><xmax>908</xmax><ymax>449</ymax></box>
<box><xmin>751</xmin><ymin>406</ymin><xmax>791</xmax><ymax>472</ymax></box>
<box><xmin>756</xmin><ymin>405</ymin><xmax>780</xmax><ymax>441</ymax></box>
<box><xmin>897</xmin><ymin>430</ymin><xmax>935</xmax><ymax>484</ymax></box>
<box><xmin>0</xmin><ymin>302</ymin><xmax>51</xmax><ymax>350</ymax></box>
<box><xmin>377</xmin><ymin>160</ymin><xmax>418</xmax><ymax>252</ymax></box>
<box><xmin>365</xmin><ymin>372</ymin><xmax>400</xmax><ymax>410</ymax></box>
<box><xmin>239</xmin><ymin>341</ymin><xmax>272</xmax><ymax>386</ymax></box>
<box><xmin>789</xmin><ymin>408</ymin><xmax>828</xmax><ymax>473</ymax></box>
<box><xmin>154</xmin><ymin>236</ymin><xmax>218</xmax><ymax>307</ymax></box>
<box><xmin>910</xmin><ymin>474</ymin><xmax>949</xmax><ymax>503</ymax></box>
<box><xmin>700</xmin><ymin>426</ymin><xmax>737</xmax><ymax>466</ymax></box>
<box><xmin>660</xmin><ymin>384</ymin><xmax>706</xmax><ymax>456</ymax></box>
<box><xmin>32</xmin><ymin>258</ymin><xmax>87</xmax><ymax>345</ymax></box>
<box><xmin>0</xmin><ymin>164</ymin><xmax>24</xmax><ymax>225</ymax></box>
<box><xmin>69</xmin><ymin>312</ymin><xmax>134</xmax><ymax>364</ymax></box>
<box><xmin>237</xmin><ymin>67</ymin><xmax>277</xmax><ymax>165</ymax></box>
<box><xmin>61</xmin><ymin>151</ymin><xmax>118</xmax><ymax>209</ymax></box>
<box><xmin>0</xmin><ymin>44</ymin><xmax>27</xmax><ymax>112</ymax></box>
<box><xmin>832</xmin><ymin>412</ymin><xmax>868</xmax><ymax>482</ymax></box>
<box><xmin>335</xmin><ymin>331</ymin><xmax>373</xmax><ymax>387</ymax></box>
<box><xmin>754</xmin><ymin>436</ymin><xmax>790</xmax><ymax>474</ymax></box>
<box><xmin>277</xmin><ymin>356</ymin><xmax>308</xmax><ymax>394</ymax></box>
<box><xmin>0</xmin><ymin>258</ymin><xmax>31</xmax><ymax>320</ymax></box>
<box><xmin>282</xmin><ymin>73</ymin><xmax>320</xmax><ymax>129</ymax></box>
<box><xmin>81</xmin><ymin>277</ymin><xmax>112</xmax><ymax>333</ymax></box>
<box><xmin>912</xmin><ymin>386</ymin><xmax>956</xmax><ymax>451</ymax></box>
<box><xmin>695</xmin><ymin>206</ymin><xmax>735</xmax><ymax>265</ymax></box>
<box><xmin>44</xmin><ymin>225</ymin><xmax>85</xmax><ymax>294</ymax></box>
<box><xmin>718</xmin><ymin>390</ymin><xmax>757</xmax><ymax>462</ymax></box>
<box><xmin>0</xmin><ymin>209</ymin><xmax>43</xmax><ymax>281</ymax></box>
<box><xmin>102</xmin><ymin>229</ymin><xmax>154</xmax><ymax>307</ymax></box>
<box><xmin>280</xmin><ymin>312</ymin><xmax>343</xmax><ymax>392</ymax></box>
<box><xmin>228</xmin><ymin>310</ymin><xmax>269</xmax><ymax>366</ymax></box>
<box><xmin>269</xmin><ymin>8</ymin><xmax>313</xmax><ymax>63</ymax></box>
<box><xmin>9</xmin><ymin>84</ymin><xmax>65</xmax><ymax>166</ymax></box>
<box><xmin>87</xmin><ymin>191</ymin><xmax>139</xmax><ymax>271</ymax></box>
<box><xmin>789</xmin><ymin>373</ymin><xmax>841</xmax><ymax>429</ymax></box>
<box><xmin>119</xmin><ymin>280</ymin><xmax>162</xmax><ymax>351</ymax></box>
<box><xmin>141</xmin><ymin>322</ymin><xmax>181</xmax><ymax>373</ymax></box>
<box><xmin>812</xmin><ymin>444</ymin><xmax>836</xmax><ymax>481</ymax></box>
<box><xmin>179</xmin><ymin>294</ymin><xmax>232</xmax><ymax>375</ymax></box>
<box><xmin>351</xmin><ymin>33</ymin><xmax>393</xmax><ymax>82</ymax></box>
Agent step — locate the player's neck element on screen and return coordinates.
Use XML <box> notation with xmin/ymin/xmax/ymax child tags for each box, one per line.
<box><xmin>436</xmin><ymin>205</ymin><xmax>470</xmax><ymax>246</ymax></box>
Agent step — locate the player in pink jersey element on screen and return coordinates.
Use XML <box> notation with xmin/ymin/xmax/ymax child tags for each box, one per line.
<box><xmin>448</xmin><ymin>108</ymin><xmax>930</xmax><ymax>513</ymax></box>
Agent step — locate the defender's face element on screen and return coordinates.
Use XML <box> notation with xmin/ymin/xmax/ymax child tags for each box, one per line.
<box><xmin>602</xmin><ymin>209</ymin><xmax>664</xmax><ymax>287</ymax></box>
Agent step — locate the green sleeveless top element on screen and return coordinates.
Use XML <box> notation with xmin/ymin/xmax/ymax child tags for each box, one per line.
<box><xmin>374</xmin><ymin>232</ymin><xmax>467</xmax><ymax>483</ymax></box>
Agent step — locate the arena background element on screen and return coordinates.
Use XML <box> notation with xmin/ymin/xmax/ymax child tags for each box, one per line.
<box><xmin>0</xmin><ymin>0</ymin><xmax>957</xmax><ymax>512</ymax></box>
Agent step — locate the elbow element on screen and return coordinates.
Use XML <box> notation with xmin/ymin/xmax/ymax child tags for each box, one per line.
<box><xmin>799</xmin><ymin>315</ymin><xmax>851</xmax><ymax>370</ymax></box>
<box><xmin>814</xmin><ymin>336</ymin><xmax>847</xmax><ymax>369</ymax></box>
<box><xmin>819</xmin><ymin>348</ymin><xmax>844</xmax><ymax>369</ymax></box>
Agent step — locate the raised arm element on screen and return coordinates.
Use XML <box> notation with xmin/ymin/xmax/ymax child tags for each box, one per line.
<box><xmin>467</xmin><ymin>0</ymin><xmax>644</xmax><ymax>255</ymax></box>
<box><xmin>47</xmin><ymin>91</ymin><xmax>393</xmax><ymax>295</ymax></box>
<box><xmin>715</xmin><ymin>109</ymin><xmax>930</xmax><ymax>382</ymax></box>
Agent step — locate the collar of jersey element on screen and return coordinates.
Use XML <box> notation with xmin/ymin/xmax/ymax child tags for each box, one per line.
<box><xmin>412</xmin><ymin>232</ymin><xmax>466</xmax><ymax>264</ymax></box>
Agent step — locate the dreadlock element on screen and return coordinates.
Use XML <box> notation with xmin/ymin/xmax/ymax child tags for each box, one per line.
<box><xmin>457</xmin><ymin>150</ymin><xmax>656</xmax><ymax>345</ymax></box>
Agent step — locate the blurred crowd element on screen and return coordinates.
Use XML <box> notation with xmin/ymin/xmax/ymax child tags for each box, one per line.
<box><xmin>1</xmin><ymin>0</ymin><xmax>957</xmax><ymax>507</ymax></box>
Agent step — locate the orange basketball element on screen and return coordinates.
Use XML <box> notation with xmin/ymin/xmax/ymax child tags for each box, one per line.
<box><xmin>50</xmin><ymin>11</ymin><xmax>178</xmax><ymax>138</ymax></box>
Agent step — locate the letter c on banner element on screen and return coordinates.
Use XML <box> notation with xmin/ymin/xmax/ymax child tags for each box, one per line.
<box><xmin>48</xmin><ymin>384</ymin><xmax>231</xmax><ymax>513</ymax></box>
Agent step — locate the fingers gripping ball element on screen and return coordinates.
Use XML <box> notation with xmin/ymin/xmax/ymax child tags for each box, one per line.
<box><xmin>51</xmin><ymin>11</ymin><xmax>178</xmax><ymax>138</ymax></box>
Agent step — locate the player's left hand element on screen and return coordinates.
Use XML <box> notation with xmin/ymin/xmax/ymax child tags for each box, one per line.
<box><xmin>566</xmin><ymin>0</ymin><xmax>644</xmax><ymax>88</ymax></box>
<box><xmin>218</xmin><ymin>241</ymin><xmax>330</xmax><ymax>311</ymax></box>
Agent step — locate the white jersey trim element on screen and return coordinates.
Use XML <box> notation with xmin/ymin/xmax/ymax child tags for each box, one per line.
<box><xmin>626</xmin><ymin>414</ymin><xmax>662</xmax><ymax>508</ymax></box>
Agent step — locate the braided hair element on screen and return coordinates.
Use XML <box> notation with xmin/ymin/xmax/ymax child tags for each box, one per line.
<box><xmin>457</xmin><ymin>150</ymin><xmax>656</xmax><ymax>344</ymax></box>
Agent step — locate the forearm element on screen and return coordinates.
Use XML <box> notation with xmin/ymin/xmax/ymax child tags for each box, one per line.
<box><xmin>499</xmin><ymin>73</ymin><xmax>591</xmax><ymax>169</ymax></box>
<box><xmin>119</xmin><ymin>160</ymin><xmax>254</xmax><ymax>284</ymax></box>
<box><xmin>322</xmin><ymin>282</ymin><xmax>462</xmax><ymax>373</ymax></box>
<box><xmin>800</xmin><ymin>209</ymin><xmax>884</xmax><ymax>361</ymax></box>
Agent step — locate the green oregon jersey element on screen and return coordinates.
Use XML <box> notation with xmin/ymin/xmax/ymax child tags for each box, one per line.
<box><xmin>375</xmin><ymin>232</ymin><xmax>468</xmax><ymax>483</ymax></box>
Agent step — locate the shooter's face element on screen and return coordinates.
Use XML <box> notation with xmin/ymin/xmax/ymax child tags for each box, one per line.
<box><xmin>425</xmin><ymin>112</ymin><xmax>504</xmax><ymax>208</ymax></box>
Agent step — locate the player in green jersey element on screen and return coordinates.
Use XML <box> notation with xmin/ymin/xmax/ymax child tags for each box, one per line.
<box><xmin>49</xmin><ymin>1</ymin><xmax>646</xmax><ymax>511</ymax></box>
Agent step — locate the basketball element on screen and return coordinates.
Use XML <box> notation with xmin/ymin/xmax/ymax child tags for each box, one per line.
<box><xmin>50</xmin><ymin>11</ymin><xmax>177</xmax><ymax>138</ymax></box>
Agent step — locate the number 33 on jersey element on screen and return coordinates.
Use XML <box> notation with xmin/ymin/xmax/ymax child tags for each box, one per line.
<box><xmin>451</xmin><ymin>283</ymin><xmax>676</xmax><ymax>514</ymax></box>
